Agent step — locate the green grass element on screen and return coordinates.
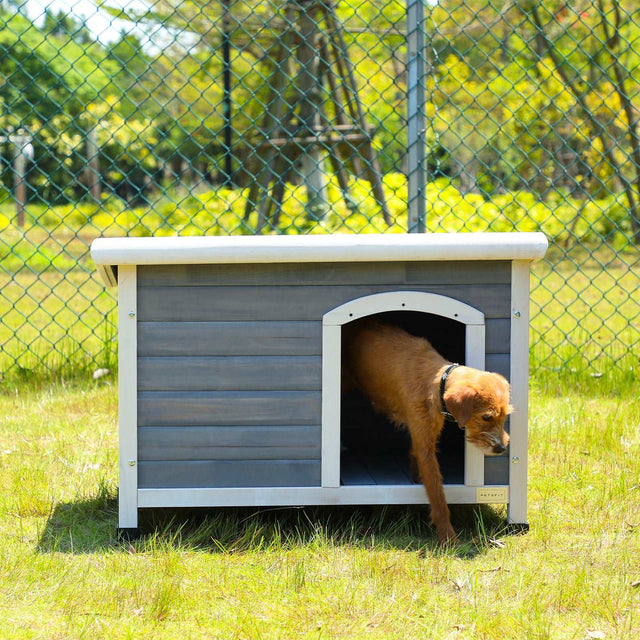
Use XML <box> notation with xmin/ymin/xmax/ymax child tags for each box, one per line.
<box><xmin>1</xmin><ymin>379</ymin><xmax>639</xmax><ymax>638</ymax></box>
<box><xmin>528</xmin><ymin>243</ymin><xmax>640</xmax><ymax>392</ymax></box>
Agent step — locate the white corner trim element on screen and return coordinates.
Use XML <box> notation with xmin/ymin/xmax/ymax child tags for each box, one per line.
<box><xmin>118</xmin><ymin>265</ymin><xmax>139</xmax><ymax>529</ymax></box>
<box><xmin>508</xmin><ymin>260</ymin><xmax>531</xmax><ymax>524</ymax></box>
<box><xmin>321</xmin><ymin>324</ymin><xmax>342</xmax><ymax>488</ymax></box>
<box><xmin>464</xmin><ymin>323</ymin><xmax>486</xmax><ymax>487</ymax></box>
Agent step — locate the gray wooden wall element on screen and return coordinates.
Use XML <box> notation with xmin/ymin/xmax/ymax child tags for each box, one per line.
<box><xmin>135</xmin><ymin>260</ymin><xmax>512</xmax><ymax>489</ymax></box>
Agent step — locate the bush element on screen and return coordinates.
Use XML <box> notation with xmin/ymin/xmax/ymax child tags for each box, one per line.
<box><xmin>1</xmin><ymin>177</ymin><xmax>634</xmax><ymax>249</ymax></box>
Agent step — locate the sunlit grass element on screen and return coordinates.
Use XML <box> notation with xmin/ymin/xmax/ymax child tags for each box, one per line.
<box><xmin>1</xmin><ymin>381</ymin><xmax>638</xmax><ymax>638</ymax></box>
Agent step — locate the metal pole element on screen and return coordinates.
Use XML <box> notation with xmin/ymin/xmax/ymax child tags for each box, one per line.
<box><xmin>222</xmin><ymin>0</ymin><xmax>233</xmax><ymax>186</ymax></box>
<box><xmin>407</xmin><ymin>0</ymin><xmax>426</xmax><ymax>233</ymax></box>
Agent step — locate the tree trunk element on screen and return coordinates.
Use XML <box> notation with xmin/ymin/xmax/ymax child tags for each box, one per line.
<box><xmin>296</xmin><ymin>8</ymin><xmax>329</xmax><ymax>222</ymax></box>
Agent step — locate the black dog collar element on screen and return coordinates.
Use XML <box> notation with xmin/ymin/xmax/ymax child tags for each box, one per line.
<box><xmin>440</xmin><ymin>363</ymin><xmax>462</xmax><ymax>427</ymax></box>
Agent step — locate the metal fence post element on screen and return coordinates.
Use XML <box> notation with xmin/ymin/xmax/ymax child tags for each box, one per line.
<box><xmin>407</xmin><ymin>0</ymin><xmax>426</xmax><ymax>233</ymax></box>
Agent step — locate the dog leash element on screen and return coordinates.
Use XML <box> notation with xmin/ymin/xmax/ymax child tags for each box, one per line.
<box><xmin>440</xmin><ymin>363</ymin><xmax>463</xmax><ymax>428</ymax></box>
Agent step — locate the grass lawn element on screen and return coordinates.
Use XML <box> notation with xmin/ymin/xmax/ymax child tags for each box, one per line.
<box><xmin>1</xmin><ymin>199</ymin><xmax>639</xmax><ymax>637</ymax></box>
<box><xmin>1</xmin><ymin>379</ymin><xmax>638</xmax><ymax>639</ymax></box>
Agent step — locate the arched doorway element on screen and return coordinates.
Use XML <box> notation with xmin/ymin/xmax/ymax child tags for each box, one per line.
<box><xmin>321</xmin><ymin>291</ymin><xmax>486</xmax><ymax>490</ymax></box>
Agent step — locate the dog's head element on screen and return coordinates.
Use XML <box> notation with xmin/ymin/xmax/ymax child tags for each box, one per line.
<box><xmin>442</xmin><ymin>369</ymin><xmax>512</xmax><ymax>456</ymax></box>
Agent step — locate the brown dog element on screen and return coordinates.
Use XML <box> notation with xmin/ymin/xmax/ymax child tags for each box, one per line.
<box><xmin>342</xmin><ymin>319</ymin><xmax>512</xmax><ymax>543</ymax></box>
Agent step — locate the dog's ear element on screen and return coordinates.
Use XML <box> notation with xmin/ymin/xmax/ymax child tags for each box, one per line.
<box><xmin>443</xmin><ymin>385</ymin><xmax>477</xmax><ymax>426</ymax></box>
<box><xmin>488</xmin><ymin>372</ymin><xmax>513</xmax><ymax>414</ymax></box>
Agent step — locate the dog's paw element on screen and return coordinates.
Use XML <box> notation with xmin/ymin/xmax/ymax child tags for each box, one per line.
<box><xmin>436</xmin><ymin>526</ymin><xmax>459</xmax><ymax>546</ymax></box>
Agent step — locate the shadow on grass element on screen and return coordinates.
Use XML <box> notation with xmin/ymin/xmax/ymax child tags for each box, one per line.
<box><xmin>38</xmin><ymin>490</ymin><xmax>514</xmax><ymax>559</ymax></box>
<box><xmin>137</xmin><ymin>503</ymin><xmax>515</xmax><ymax>559</ymax></box>
<box><xmin>38</xmin><ymin>493</ymin><xmax>120</xmax><ymax>554</ymax></box>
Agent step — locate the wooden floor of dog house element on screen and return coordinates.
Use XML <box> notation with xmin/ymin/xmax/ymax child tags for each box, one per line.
<box><xmin>338</xmin><ymin>310</ymin><xmax>481</xmax><ymax>489</ymax></box>
<box><xmin>340</xmin><ymin>450</ymin><xmax>465</xmax><ymax>486</ymax></box>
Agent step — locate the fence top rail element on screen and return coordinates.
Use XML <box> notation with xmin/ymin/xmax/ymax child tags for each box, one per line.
<box><xmin>91</xmin><ymin>232</ymin><xmax>548</xmax><ymax>286</ymax></box>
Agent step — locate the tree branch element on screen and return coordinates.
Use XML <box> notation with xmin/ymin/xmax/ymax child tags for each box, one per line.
<box><xmin>598</xmin><ymin>0</ymin><xmax>640</xmax><ymax>241</ymax></box>
<box><xmin>528</xmin><ymin>0</ymin><xmax>640</xmax><ymax>241</ymax></box>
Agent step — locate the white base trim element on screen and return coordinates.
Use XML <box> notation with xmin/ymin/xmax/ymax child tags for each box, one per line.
<box><xmin>138</xmin><ymin>485</ymin><xmax>509</xmax><ymax>509</ymax></box>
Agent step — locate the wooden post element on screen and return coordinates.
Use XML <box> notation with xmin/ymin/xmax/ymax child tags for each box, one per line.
<box><xmin>11</xmin><ymin>134</ymin><xmax>32</xmax><ymax>228</ymax></box>
<box><xmin>14</xmin><ymin>149</ymin><xmax>26</xmax><ymax>228</ymax></box>
<box><xmin>243</xmin><ymin>6</ymin><xmax>296</xmax><ymax>225</ymax></box>
<box><xmin>323</xmin><ymin>2</ymin><xmax>391</xmax><ymax>224</ymax></box>
<box><xmin>85</xmin><ymin>126</ymin><xmax>101</xmax><ymax>202</ymax></box>
<box><xmin>320</xmin><ymin>37</ymin><xmax>356</xmax><ymax>211</ymax></box>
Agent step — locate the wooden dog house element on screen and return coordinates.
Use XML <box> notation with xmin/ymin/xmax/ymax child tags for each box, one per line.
<box><xmin>91</xmin><ymin>233</ymin><xmax>548</xmax><ymax>536</ymax></box>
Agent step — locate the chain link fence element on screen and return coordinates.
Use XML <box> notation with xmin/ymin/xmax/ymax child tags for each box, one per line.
<box><xmin>0</xmin><ymin>0</ymin><xmax>638</xmax><ymax>383</ymax></box>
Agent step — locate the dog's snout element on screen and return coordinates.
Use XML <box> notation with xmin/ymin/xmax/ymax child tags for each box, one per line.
<box><xmin>492</xmin><ymin>443</ymin><xmax>507</xmax><ymax>455</ymax></box>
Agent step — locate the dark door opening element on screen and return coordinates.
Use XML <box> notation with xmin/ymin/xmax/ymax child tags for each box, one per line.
<box><xmin>340</xmin><ymin>311</ymin><xmax>467</xmax><ymax>486</ymax></box>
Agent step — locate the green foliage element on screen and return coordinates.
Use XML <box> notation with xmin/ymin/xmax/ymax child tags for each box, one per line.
<box><xmin>0</xmin><ymin>175</ymin><xmax>632</xmax><ymax>247</ymax></box>
<box><xmin>0</xmin><ymin>12</ymin><xmax>115</xmax><ymax>119</ymax></box>
<box><xmin>0</xmin><ymin>10</ymin><xmax>118</xmax><ymax>202</ymax></box>
<box><xmin>1</xmin><ymin>0</ymin><xmax>639</xmax><ymax>241</ymax></box>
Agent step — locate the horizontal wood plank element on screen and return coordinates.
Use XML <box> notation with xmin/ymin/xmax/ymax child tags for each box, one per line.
<box><xmin>138</xmin><ymin>425</ymin><xmax>320</xmax><ymax>461</ymax></box>
<box><xmin>137</xmin><ymin>263</ymin><xmax>407</xmax><ymax>286</ymax></box>
<box><xmin>405</xmin><ymin>261</ymin><xmax>511</xmax><ymax>285</ymax></box>
<box><xmin>138</xmin><ymin>319</ymin><xmax>507</xmax><ymax>357</ymax></box>
<box><xmin>340</xmin><ymin>453</ymin><xmax>375</xmax><ymax>486</ymax></box>
<box><xmin>361</xmin><ymin>454</ymin><xmax>413</xmax><ymax>485</ymax></box>
<box><xmin>138</xmin><ymin>321</ymin><xmax>322</xmax><ymax>356</ymax></box>
<box><xmin>138</xmin><ymin>390</ymin><xmax>321</xmax><ymax>427</ymax></box>
<box><xmin>485</xmin><ymin>318</ymin><xmax>510</xmax><ymax>353</ymax></box>
<box><xmin>485</xmin><ymin>354</ymin><xmax>510</xmax><ymax>379</ymax></box>
<box><xmin>136</xmin><ymin>261</ymin><xmax>511</xmax><ymax>287</ymax></box>
<box><xmin>138</xmin><ymin>356</ymin><xmax>321</xmax><ymax>391</ymax></box>
<box><xmin>137</xmin><ymin>284</ymin><xmax>511</xmax><ymax>322</ymax></box>
<box><xmin>138</xmin><ymin>459</ymin><xmax>321</xmax><ymax>488</ymax></box>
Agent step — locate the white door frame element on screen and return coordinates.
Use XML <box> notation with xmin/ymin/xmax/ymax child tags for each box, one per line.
<box><xmin>321</xmin><ymin>291</ymin><xmax>486</xmax><ymax>490</ymax></box>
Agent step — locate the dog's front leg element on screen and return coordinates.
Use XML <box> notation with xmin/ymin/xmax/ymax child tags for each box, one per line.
<box><xmin>410</xmin><ymin>431</ymin><xmax>457</xmax><ymax>544</ymax></box>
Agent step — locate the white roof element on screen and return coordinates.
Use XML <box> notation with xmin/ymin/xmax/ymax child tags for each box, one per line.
<box><xmin>91</xmin><ymin>232</ymin><xmax>548</xmax><ymax>286</ymax></box>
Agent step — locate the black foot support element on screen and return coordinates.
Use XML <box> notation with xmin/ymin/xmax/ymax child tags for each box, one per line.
<box><xmin>117</xmin><ymin>527</ymin><xmax>141</xmax><ymax>542</ymax></box>
<box><xmin>505</xmin><ymin>522</ymin><xmax>530</xmax><ymax>536</ymax></box>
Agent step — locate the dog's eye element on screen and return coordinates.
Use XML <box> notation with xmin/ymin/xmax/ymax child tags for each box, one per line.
<box><xmin>482</xmin><ymin>414</ymin><xmax>493</xmax><ymax>422</ymax></box>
